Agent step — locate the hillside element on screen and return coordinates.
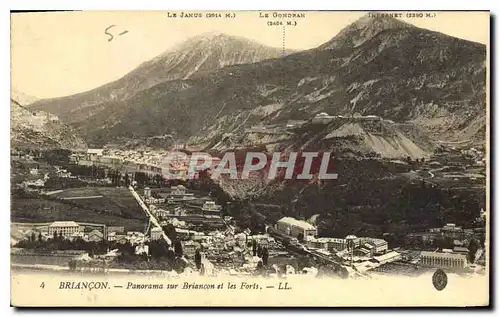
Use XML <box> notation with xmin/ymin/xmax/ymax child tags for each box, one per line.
<box><xmin>10</xmin><ymin>99</ymin><xmax>87</xmax><ymax>150</ymax></box>
<box><xmin>30</xmin><ymin>33</ymin><xmax>291</xmax><ymax>125</ymax></box>
<box><xmin>11</xmin><ymin>89</ymin><xmax>39</xmax><ymax>106</ymax></box>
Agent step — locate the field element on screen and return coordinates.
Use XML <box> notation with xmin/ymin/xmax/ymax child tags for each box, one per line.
<box><xmin>11</xmin><ymin>187</ymin><xmax>147</xmax><ymax>231</ymax></box>
<box><xmin>48</xmin><ymin>187</ymin><xmax>144</xmax><ymax>219</ymax></box>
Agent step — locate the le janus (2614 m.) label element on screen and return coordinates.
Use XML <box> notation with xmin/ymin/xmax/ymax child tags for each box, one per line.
<box><xmin>160</xmin><ymin>151</ymin><xmax>338</xmax><ymax>180</ymax></box>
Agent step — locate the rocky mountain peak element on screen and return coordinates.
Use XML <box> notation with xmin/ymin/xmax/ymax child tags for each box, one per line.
<box><xmin>319</xmin><ymin>13</ymin><xmax>413</xmax><ymax>50</ymax></box>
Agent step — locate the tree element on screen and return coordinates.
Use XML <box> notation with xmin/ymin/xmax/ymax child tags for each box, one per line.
<box><xmin>174</xmin><ymin>240</ymin><xmax>183</xmax><ymax>257</ymax></box>
<box><xmin>257</xmin><ymin>245</ymin><xmax>263</xmax><ymax>258</ymax></box>
<box><xmin>297</xmin><ymin>233</ymin><xmax>304</xmax><ymax>243</ymax></box>
<box><xmin>195</xmin><ymin>249</ymin><xmax>202</xmax><ymax>270</ymax></box>
<box><xmin>53</xmin><ymin>231</ymin><xmax>58</xmax><ymax>240</ymax></box>
<box><xmin>255</xmin><ymin>260</ymin><xmax>265</xmax><ymax>276</ymax></box>
<box><xmin>468</xmin><ymin>239</ymin><xmax>480</xmax><ymax>264</ymax></box>
<box><xmin>115</xmin><ymin>172</ymin><xmax>122</xmax><ymax>186</ymax></box>
<box><xmin>38</xmin><ymin>232</ymin><xmax>43</xmax><ymax>242</ymax></box>
<box><xmin>262</xmin><ymin>247</ymin><xmax>269</xmax><ymax>266</ymax></box>
<box><xmin>165</xmin><ymin>224</ymin><xmax>177</xmax><ymax>242</ymax></box>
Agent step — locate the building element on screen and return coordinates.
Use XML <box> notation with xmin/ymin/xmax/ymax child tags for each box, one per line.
<box><xmin>87</xmin><ymin>230</ymin><xmax>104</xmax><ymax>242</ymax></box>
<box><xmin>328</xmin><ymin>238</ymin><xmax>348</xmax><ymax>251</ymax></box>
<box><xmin>173</xmin><ymin>207</ymin><xmax>187</xmax><ymax>217</ymax></box>
<box><xmin>116</xmin><ymin>235</ymin><xmax>128</xmax><ymax>244</ymax></box>
<box><xmin>171</xmin><ymin>185</ymin><xmax>187</xmax><ymax>196</ymax></box>
<box><xmin>312</xmin><ymin>112</ymin><xmax>335</xmax><ymax>124</ymax></box>
<box><xmin>373</xmin><ymin>251</ymin><xmax>402</xmax><ymax>264</ymax></box>
<box><xmin>150</xmin><ymin>227</ymin><xmax>164</xmax><ymax>241</ymax></box>
<box><xmin>354</xmin><ymin>242</ymin><xmax>377</xmax><ymax>257</ymax></box>
<box><xmin>107</xmin><ymin>232</ymin><xmax>118</xmax><ymax>242</ymax></box>
<box><xmin>442</xmin><ymin>223</ymin><xmax>464</xmax><ymax>239</ymax></box>
<box><xmin>126</xmin><ymin>232</ymin><xmax>146</xmax><ymax>245</ymax></box>
<box><xmin>307</xmin><ymin>237</ymin><xmax>348</xmax><ymax>252</ymax></box>
<box><xmin>86</xmin><ymin>149</ymin><xmax>104</xmax><ymax>161</ymax></box>
<box><xmin>363</xmin><ymin>238</ymin><xmax>389</xmax><ymax>254</ymax></box>
<box><xmin>183</xmin><ymin>240</ymin><xmax>198</xmax><ymax>257</ymax></box>
<box><xmin>276</xmin><ymin>217</ymin><xmax>317</xmax><ymax>239</ymax></box>
<box><xmin>108</xmin><ymin>226</ymin><xmax>125</xmax><ymax>235</ymax></box>
<box><xmin>48</xmin><ymin>221</ymin><xmax>81</xmax><ymax>238</ymax></box>
<box><xmin>135</xmin><ymin>244</ymin><xmax>149</xmax><ymax>256</ymax></box>
<box><xmin>420</xmin><ymin>251</ymin><xmax>467</xmax><ymax>269</ymax></box>
<box><xmin>48</xmin><ymin>114</ymin><xmax>59</xmax><ymax>123</ymax></box>
<box><xmin>202</xmin><ymin>201</ymin><xmax>222</xmax><ymax>215</ymax></box>
<box><xmin>144</xmin><ymin>187</ymin><xmax>151</xmax><ymax>198</ymax></box>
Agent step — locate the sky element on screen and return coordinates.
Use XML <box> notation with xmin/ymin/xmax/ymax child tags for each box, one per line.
<box><xmin>11</xmin><ymin>11</ymin><xmax>489</xmax><ymax>99</ymax></box>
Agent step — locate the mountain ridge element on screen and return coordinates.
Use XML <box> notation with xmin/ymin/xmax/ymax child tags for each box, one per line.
<box><xmin>29</xmin><ymin>15</ymin><xmax>487</xmax><ymax>153</ymax></box>
<box><xmin>30</xmin><ymin>33</ymin><xmax>292</xmax><ymax>124</ymax></box>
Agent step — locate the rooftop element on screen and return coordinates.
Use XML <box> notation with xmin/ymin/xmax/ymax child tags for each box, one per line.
<box><xmin>373</xmin><ymin>251</ymin><xmax>401</xmax><ymax>262</ymax></box>
<box><xmin>367</xmin><ymin>238</ymin><xmax>388</xmax><ymax>247</ymax></box>
<box><xmin>89</xmin><ymin>230</ymin><xmax>104</xmax><ymax>238</ymax></box>
<box><xmin>277</xmin><ymin>217</ymin><xmax>316</xmax><ymax>230</ymax></box>
<box><xmin>49</xmin><ymin>221</ymin><xmax>80</xmax><ymax>227</ymax></box>
<box><xmin>87</xmin><ymin>149</ymin><xmax>104</xmax><ymax>155</ymax></box>
<box><xmin>421</xmin><ymin>251</ymin><xmax>467</xmax><ymax>260</ymax></box>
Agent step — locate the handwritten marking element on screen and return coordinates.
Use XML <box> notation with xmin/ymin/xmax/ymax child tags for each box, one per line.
<box><xmin>105</xmin><ymin>25</ymin><xmax>129</xmax><ymax>42</ymax></box>
<box><xmin>104</xmin><ymin>25</ymin><xmax>116</xmax><ymax>42</ymax></box>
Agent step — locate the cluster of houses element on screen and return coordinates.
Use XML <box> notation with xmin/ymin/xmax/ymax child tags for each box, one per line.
<box><xmin>408</xmin><ymin>222</ymin><xmax>484</xmax><ymax>245</ymax></box>
<box><xmin>144</xmin><ymin>185</ymin><xmax>223</xmax><ymax>221</ymax></box>
<box><xmin>18</xmin><ymin>221</ymin><xmax>161</xmax><ymax>246</ymax></box>
<box><xmin>70</xmin><ymin>148</ymin><xmax>164</xmax><ymax>175</ymax></box>
<box><xmin>274</xmin><ymin>216</ymin><xmax>399</xmax><ymax>270</ymax></box>
<box><xmin>175</xmin><ymin>226</ymin><xmax>275</xmax><ymax>259</ymax></box>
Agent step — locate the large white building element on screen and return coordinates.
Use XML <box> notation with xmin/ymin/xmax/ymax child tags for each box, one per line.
<box><xmin>150</xmin><ymin>227</ymin><xmax>164</xmax><ymax>241</ymax></box>
<box><xmin>48</xmin><ymin>221</ymin><xmax>81</xmax><ymax>238</ymax></box>
<box><xmin>307</xmin><ymin>237</ymin><xmax>348</xmax><ymax>252</ymax></box>
<box><xmin>420</xmin><ymin>251</ymin><xmax>467</xmax><ymax>269</ymax></box>
<box><xmin>276</xmin><ymin>217</ymin><xmax>317</xmax><ymax>239</ymax></box>
<box><xmin>362</xmin><ymin>238</ymin><xmax>389</xmax><ymax>254</ymax></box>
<box><xmin>86</xmin><ymin>149</ymin><xmax>104</xmax><ymax>161</ymax></box>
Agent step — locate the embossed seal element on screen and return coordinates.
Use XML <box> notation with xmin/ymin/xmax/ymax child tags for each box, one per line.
<box><xmin>432</xmin><ymin>269</ymin><xmax>448</xmax><ymax>291</ymax></box>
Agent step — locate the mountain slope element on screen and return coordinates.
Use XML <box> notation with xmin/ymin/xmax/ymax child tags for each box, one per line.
<box><xmin>11</xmin><ymin>99</ymin><xmax>87</xmax><ymax>150</ymax></box>
<box><xmin>76</xmin><ymin>15</ymin><xmax>486</xmax><ymax>151</ymax></box>
<box><xmin>30</xmin><ymin>33</ymin><xmax>291</xmax><ymax>124</ymax></box>
<box><xmin>318</xmin><ymin>13</ymin><xmax>412</xmax><ymax>50</ymax></box>
<box><xmin>11</xmin><ymin>89</ymin><xmax>39</xmax><ymax>106</ymax></box>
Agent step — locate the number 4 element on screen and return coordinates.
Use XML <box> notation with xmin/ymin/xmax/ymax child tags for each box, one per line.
<box><xmin>39</xmin><ymin>282</ymin><xmax>45</xmax><ymax>289</ymax></box>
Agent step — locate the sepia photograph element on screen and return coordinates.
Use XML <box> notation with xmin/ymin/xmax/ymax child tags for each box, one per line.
<box><xmin>9</xmin><ymin>10</ymin><xmax>490</xmax><ymax>307</ymax></box>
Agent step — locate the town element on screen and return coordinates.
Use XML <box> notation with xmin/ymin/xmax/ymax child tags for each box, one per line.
<box><xmin>11</xmin><ymin>144</ymin><xmax>486</xmax><ymax>279</ymax></box>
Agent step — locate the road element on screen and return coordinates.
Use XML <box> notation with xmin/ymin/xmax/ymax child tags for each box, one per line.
<box><xmin>128</xmin><ymin>186</ymin><xmax>172</xmax><ymax>246</ymax></box>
